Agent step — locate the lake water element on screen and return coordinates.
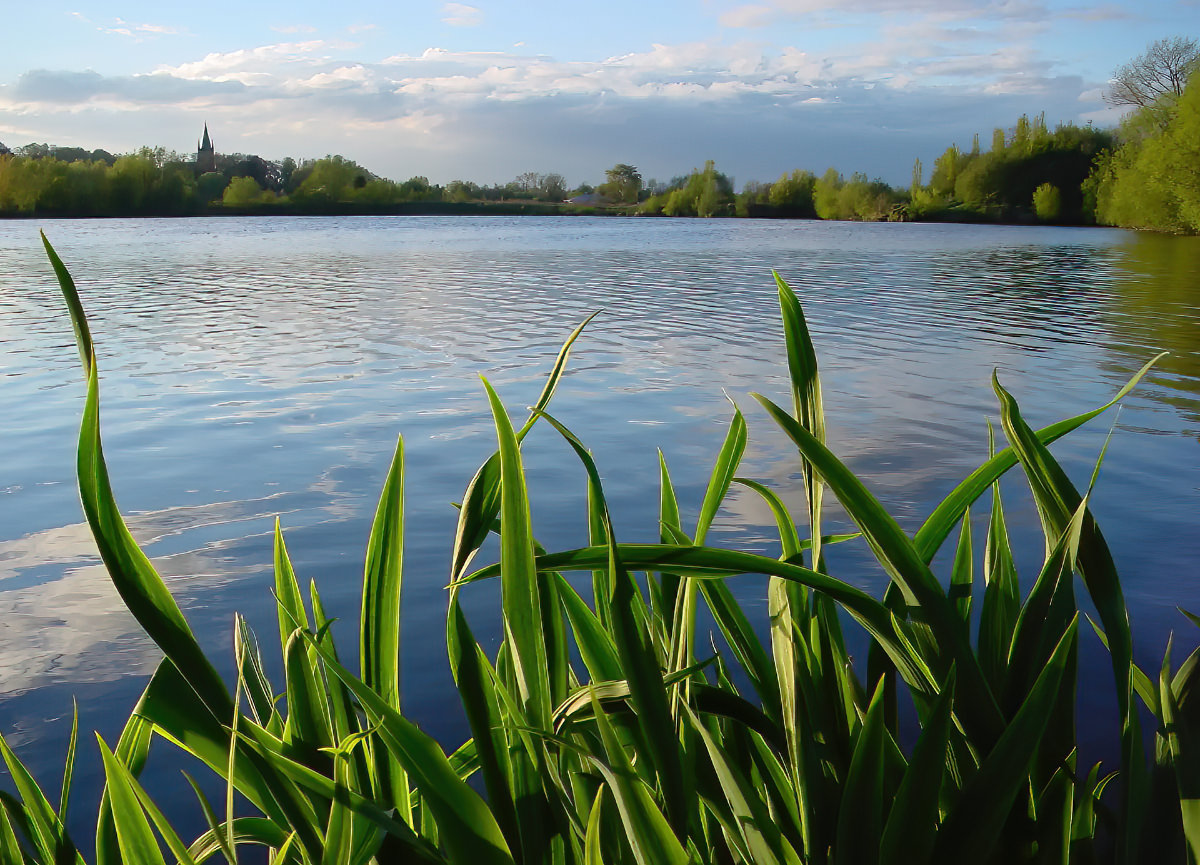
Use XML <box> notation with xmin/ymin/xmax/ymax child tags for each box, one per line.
<box><xmin>1</xmin><ymin>216</ymin><xmax>1198</xmax><ymax>841</ymax></box>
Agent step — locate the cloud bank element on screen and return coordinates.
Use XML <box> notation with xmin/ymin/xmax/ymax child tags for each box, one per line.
<box><xmin>0</xmin><ymin>20</ymin><xmax>1118</xmax><ymax>186</ymax></box>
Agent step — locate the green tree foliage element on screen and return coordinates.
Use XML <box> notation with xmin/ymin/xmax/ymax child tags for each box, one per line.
<box><xmin>222</xmin><ymin>176</ymin><xmax>276</xmax><ymax>208</ymax></box>
<box><xmin>914</xmin><ymin>114</ymin><xmax>1111</xmax><ymax>223</ymax></box>
<box><xmin>0</xmin><ymin>150</ymin><xmax>199</xmax><ymax>216</ymax></box>
<box><xmin>812</xmin><ymin>168</ymin><xmax>898</xmax><ymax>220</ymax></box>
<box><xmin>598</xmin><ymin>163</ymin><xmax>642</xmax><ymax>204</ymax></box>
<box><xmin>1032</xmin><ymin>183</ymin><xmax>1062</xmax><ymax>222</ymax></box>
<box><xmin>1089</xmin><ymin>70</ymin><xmax>1200</xmax><ymax>233</ymax></box>
<box><xmin>768</xmin><ymin>169</ymin><xmax>816</xmax><ymax>216</ymax></box>
<box><xmin>639</xmin><ymin>161</ymin><xmax>733</xmax><ymax>217</ymax></box>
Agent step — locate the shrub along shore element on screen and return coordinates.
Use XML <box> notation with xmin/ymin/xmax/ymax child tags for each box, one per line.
<box><xmin>1</xmin><ymin>236</ymin><xmax>1196</xmax><ymax>863</ymax></box>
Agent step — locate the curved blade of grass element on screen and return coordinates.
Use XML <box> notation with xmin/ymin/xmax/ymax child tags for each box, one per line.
<box><xmin>45</xmin><ymin>236</ymin><xmax>233</xmax><ymax>723</ymax></box>
<box><xmin>754</xmin><ymin>392</ymin><xmax>1002</xmax><ymax>747</ymax></box>
<box><xmin>449</xmin><ymin>312</ymin><xmax>598</xmax><ymax>582</ymax></box>
<box><xmin>774</xmin><ymin>271</ymin><xmax>827</xmax><ymax>570</ymax></box>
<box><xmin>532</xmin><ymin>407</ymin><xmax>689</xmax><ymax>834</ymax></box>
<box><xmin>97</xmin><ymin>683</ymin><xmax>157</xmax><ymax>865</ymax></box>
<box><xmin>835</xmin><ymin>682</ymin><xmax>890</xmax><ymax>865</ymax></box>
<box><xmin>0</xmin><ymin>731</ymin><xmax>83</xmax><ymax>864</ymax></box>
<box><xmin>694</xmin><ymin>405</ymin><xmax>746</xmax><ymax>544</ymax></box>
<box><xmin>0</xmin><ymin>805</ymin><xmax>23</xmax><ymax>865</ymax></box>
<box><xmin>299</xmin><ymin>628</ymin><xmax>515</xmax><ymax>865</ymax></box>
<box><xmin>273</xmin><ymin>519</ymin><xmax>309</xmax><ymax>665</ymax></box>
<box><xmin>360</xmin><ymin>434</ymin><xmax>409</xmax><ymax>813</ymax></box>
<box><xmin>445</xmin><ymin>597</ymin><xmax>520</xmax><ymax>853</ymax></box>
<box><xmin>914</xmin><ymin>353</ymin><xmax>1164</xmax><ymax>563</ymax></box>
<box><xmin>468</xmin><ymin>542</ymin><xmax>932</xmax><ymax>696</ymax></box>
<box><xmin>481</xmin><ymin>378</ymin><xmax>551</xmax><ymax>732</ymax></box>
<box><xmin>587</xmin><ymin>690</ymin><xmax>689</xmax><ymax>865</ymax></box>
<box><xmin>96</xmin><ymin>736</ymin><xmax>172</xmax><ymax>865</ymax></box>
<box><xmin>931</xmin><ymin>617</ymin><xmax>1079</xmax><ymax>865</ymax></box>
<box><xmin>685</xmin><ymin>703</ymin><xmax>799</xmax><ymax>865</ymax></box>
<box><xmin>186</xmin><ymin>819</ymin><xmax>290</xmax><ymax>862</ymax></box>
<box><xmin>879</xmin><ymin>669</ymin><xmax>955</xmax><ymax>865</ymax></box>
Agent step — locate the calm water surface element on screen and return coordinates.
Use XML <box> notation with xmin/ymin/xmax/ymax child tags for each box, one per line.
<box><xmin>1</xmin><ymin>216</ymin><xmax>1198</xmax><ymax>839</ymax></box>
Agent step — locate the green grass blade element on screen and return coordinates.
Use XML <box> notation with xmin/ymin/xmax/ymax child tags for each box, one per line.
<box><xmin>1160</xmin><ymin>645</ymin><xmax>1200</xmax><ymax>863</ymax></box>
<box><xmin>96</xmin><ymin>736</ymin><xmax>169</xmax><ymax>865</ymax></box>
<box><xmin>685</xmin><ymin>704</ymin><xmax>797</xmax><ymax>865</ymax></box>
<box><xmin>556</xmin><ymin>573</ymin><xmax>623</xmax><ymax>682</ymax></box>
<box><xmin>0</xmin><ymin>731</ymin><xmax>84</xmax><ymax>864</ymax></box>
<box><xmin>880</xmin><ymin>670</ymin><xmax>955</xmax><ymax>865</ymax></box>
<box><xmin>754</xmin><ymin>392</ymin><xmax>1003</xmax><ymax>747</ymax></box>
<box><xmin>0</xmin><ymin>804</ymin><xmax>24</xmax><ymax>865</ymax></box>
<box><xmin>482</xmin><ymin>378</ymin><xmax>552</xmax><ymax>732</ymax></box>
<box><xmin>300</xmin><ymin>629</ymin><xmax>515</xmax><ymax>865</ymax></box>
<box><xmin>694</xmin><ymin>406</ymin><xmax>746</xmax><ymax>544</ymax></box>
<box><xmin>914</xmin><ymin>352</ymin><xmax>1164</xmax><ymax>563</ymax></box>
<box><xmin>445</xmin><ymin>598</ymin><xmax>520</xmax><ymax>853</ymax></box>
<box><xmin>360</xmin><ymin>434</ymin><xmax>409</xmax><ymax>813</ymax></box>
<box><xmin>774</xmin><ymin>271</ymin><xmax>827</xmax><ymax>569</ymax></box>
<box><xmin>931</xmin><ymin>617</ymin><xmax>1079</xmax><ymax>864</ymax></box>
<box><xmin>449</xmin><ymin>314</ymin><xmax>597</xmax><ymax>583</ymax></box>
<box><xmin>46</xmin><ymin>237</ymin><xmax>233</xmax><ymax>722</ymax></box>
<box><xmin>41</xmin><ymin>232</ymin><xmax>93</xmax><ymax>370</ymax></box>
<box><xmin>835</xmin><ymin>682</ymin><xmax>890</xmax><ymax>865</ymax></box>
<box><xmin>273</xmin><ymin>519</ymin><xmax>310</xmax><ymax>663</ymax></box>
<box><xmin>949</xmin><ymin>510</ymin><xmax>972</xmax><ymax>632</ymax></box>
<box><xmin>587</xmin><ymin>690</ymin><xmax>689</xmax><ymax>865</ymax></box>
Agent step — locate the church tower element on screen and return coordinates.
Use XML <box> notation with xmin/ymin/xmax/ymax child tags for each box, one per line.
<box><xmin>197</xmin><ymin>123</ymin><xmax>216</xmax><ymax>173</ymax></box>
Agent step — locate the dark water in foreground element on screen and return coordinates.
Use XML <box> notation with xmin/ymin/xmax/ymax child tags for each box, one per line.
<box><xmin>1</xmin><ymin>216</ymin><xmax>1198</xmax><ymax>841</ymax></box>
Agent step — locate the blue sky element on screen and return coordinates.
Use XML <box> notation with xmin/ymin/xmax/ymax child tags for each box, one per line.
<box><xmin>1</xmin><ymin>1</ymin><xmax>1195</xmax><ymax>186</ymax></box>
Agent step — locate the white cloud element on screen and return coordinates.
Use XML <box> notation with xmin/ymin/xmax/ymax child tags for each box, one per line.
<box><xmin>69</xmin><ymin>11</ymin><xmax>185</xmax><ymax>40</ymax></box>
<box><xmin>0</xmin><ymin>30</ymin><xmax>1109</xmax><ymax>186</ymax></box>
<box><xmin>442</xmin><ymin>3</ymin><xmax>484</xmax><ymax>27</ymax></box>
<box><xmin>720</xmin><ymin>4</ymin><xmax>777</xmax><ymax>27</ymax></box>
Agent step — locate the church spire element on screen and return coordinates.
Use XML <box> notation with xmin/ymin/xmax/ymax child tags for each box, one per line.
<box><xmin>196</xmin><ymin>123</ymin><xmax>216</xmax><ymax>173</ymax></box>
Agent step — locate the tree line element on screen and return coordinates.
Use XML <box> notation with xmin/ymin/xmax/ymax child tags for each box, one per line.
<box><xmin>2</xmin><ymin>37</ymin><xmax>1197</xmax><ymax>231</ymax></box>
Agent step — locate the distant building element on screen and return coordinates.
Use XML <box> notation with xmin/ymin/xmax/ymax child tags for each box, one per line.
<box><xmin>196</xmin><ymin>124</ymin><xmax>216</xmax><ymax>173</ymax></box>
<box><xmin>567</xmin><ymin>193</ymin><xmax>607</xmax><ymax>206</ymax></box>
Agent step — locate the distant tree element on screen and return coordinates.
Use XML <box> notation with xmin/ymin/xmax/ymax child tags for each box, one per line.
<box><xmin>445</xmin><ymin>180</ymin><xmax>476</xmax><ymax>202</ymax></box>
<box><xmin>196</xmin><ymin>171</ymin><xmax>229</xmax><ymax>203</ymax></box>
<box><xmin>1032</xmin><ymin>183</ymin><xmax>1062</xmax><ymax>222</ymax></box>
<box><xmin>599</xmin><ymin>163</ymin><xmax>642</xmax><ymax>204</ymax></box>
<box><xmin>540</xmin><ymin>172</ymin><xmax>568</xmax><ymax>201</ymax></box>
<box><xmin>0</xmin><ymin>141</ymin><xmax>9</xmax><ymax>156</ymax></box>
<box><xmin>1091</xmin><ymin>71</ymin><xmax>1200</xmax><ymax>232</ymax></box>
<box><xmin>222</xmin><ymin>176</ymin><xmax>271</xmax><ymax>208</ymax></box>
<box><xmin>569</xmin><ymin>182</ymin><xmax>595</xmax><ymax>197</ymax></box>
<box><xmin>1105</xmin><ymin>36</ymin><xmax>1200</xmax><ymax>108</ymax></box>
<box><xmin>641</xmin><ymin>161</ymin><xmax>732</xmax><ymax>217</ymax></box>
<box><xmin>768</xmin><ymin>169</ymin><xmax>816</xmax><ymax>216</ymax></box>
<box><xmin>279</xmin><ymin>157</ymin><xmax>298</xmax><ymax>191</ymax></box>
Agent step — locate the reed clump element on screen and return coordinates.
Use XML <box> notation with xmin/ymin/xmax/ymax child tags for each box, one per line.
<box><xmin>1</xmin><ymin>234</ymin><xmax>1196</xmax><ymax>865</ymax></box>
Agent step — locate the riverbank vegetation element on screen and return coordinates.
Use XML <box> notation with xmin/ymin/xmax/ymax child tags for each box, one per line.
<box><xmin>2</xmin><ymin>238</ymin><xmax>1197</xmax><ymax>863</ymax></box>
<box><xmin>1</xmin><ymin>38</ymin><xmax>1197</xmax><ymax>231</ymax></box>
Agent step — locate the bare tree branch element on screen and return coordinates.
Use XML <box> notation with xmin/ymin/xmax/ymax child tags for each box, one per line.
<box><xmin>1105</xmin><ymin>36</ymin><xmax>1200</xmax><ymax>108</ymax></box>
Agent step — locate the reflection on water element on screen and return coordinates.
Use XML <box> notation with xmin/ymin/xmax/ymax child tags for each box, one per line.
<box><xmin>0</xmin><ymin>216</ymin><xmax>1197</xmax><ymax>840</ymax></box>
<box><xmin>1100</xmin><ymin>232</ymin><xmax>1200</xmax><ymax>433</ymax></box>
